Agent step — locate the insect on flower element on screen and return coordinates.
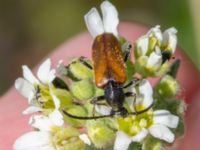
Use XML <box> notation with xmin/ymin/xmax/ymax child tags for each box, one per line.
<box><xmin>63</xmin><ymin>1</ymin><xmax>154</xmax><ymax>119</ymax></box>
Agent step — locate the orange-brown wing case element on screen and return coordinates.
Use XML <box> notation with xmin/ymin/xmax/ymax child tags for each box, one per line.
<box><xmin>92</xmin><ymin>33</ymin><xmax>127</xmax><ymax>88</ymax></box>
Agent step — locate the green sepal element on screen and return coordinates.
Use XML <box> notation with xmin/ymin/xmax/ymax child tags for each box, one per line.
<box><xmin>126</xmin><ymin>59</ymin><xmax>135</xmax><ymax>82</ymax></box>
<box><xmin>68</xmin><ymin>58</ymin><xmax>93</xmax><ymax>80</ymax></box>
<box><xmin>172</xmin><ymin>117</ymin><xmax>185</xmax><ymax>137</ymax></box>
<box><xmin>142</xmin><ymin>135</ymin><xmax>164</xmax><ymax>150</ymax></box>
<box><xmin>63</xmin><ymin>105</ymin><xmax>87</xmax><ymax>127</ymax></box>
<box><xmin>85</xmin><ymin>144</ymin><xmax>113</xmax><ymax>150</ymax></box>
<box><xmin>87</xmin><ymin>119</ymin><xmax>117</xmax><ymax>149</ymax></box>
<box><xmin>167</xmin><ymin>59</ymin><xmax>181</xmax><ymax>78</ymax></box>
<box><xmin>52</xmin><ymin>127</ymin><xmax>85</xmax><ymax>150</ymax></box>
<box><xmin>128</xmin><ymin>142</ymin><xmax>142</xmax><ymax>150</ymax></box>
<box><xmin>70</xmin><ymin>79</ymin><xmax>95</xmax><ymax>100</ymax></box>
<box><xmin>53</xmin><ymin>88</ymin><xmax>73</xmax><ymax>108</ymax></box>
<box><xmin>52</xmin><ymin>77</ymin><xmax>69</xmax><ymax>90</ymax></box>
<box><xmin>94</xmin><ymin>87</ymin><xmax>104</xmax><ymax>97</ymax></box>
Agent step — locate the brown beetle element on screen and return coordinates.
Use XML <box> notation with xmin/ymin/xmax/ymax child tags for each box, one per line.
<box><xmin>63</xmin><ymin>1</ymin><xmax>154</xmax><ymax>119</ymax></box>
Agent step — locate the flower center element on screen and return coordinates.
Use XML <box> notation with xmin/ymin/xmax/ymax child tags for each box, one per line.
<box><xmin>117</xmin><ymin>105</ymin><xmax>153</xmax><ymax>136</ymax></box>
<box><xmin>37</xmin><ymin>84</ymin><xmax>55</xmax><ymax>109</ymax></box>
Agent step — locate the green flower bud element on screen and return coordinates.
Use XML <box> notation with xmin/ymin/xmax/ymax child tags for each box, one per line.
<box><xmin>87</xmin><ymin>119</ymin><xmax>116</xmax><ymax>149</ymax></box>
<box><xmin>142</xmin><ymin>136</ymin><xmax>164</xmax><ymax>150</ymax></box>
<box><xmin>156</xmin><ymin>75</ymin><xmax>180</xmax><ymax>98</ymax></box>
<box><xmin>70</xmin><ymin>79</ymin><xmax>95</xmax><ymax>100</ymax></box>
<box><xmin>63</xmin><ymin>105</ymin><xmax>87</xmax><ymax>127</ymax></box>
<box><xmin>69</xmin><ymin>58</ymin><xmax>93</xmax><ymax>80</ymax></box>
<box><xmin>52</xmin><ymin>127</ymin><xmax>85</xmax><ymax>150</ymax></box>
<box><xmin>53</xmin><ymin>88</ymin><xmax>73</xmax><ymax>108</ymax></box>
<box><xmin>94</xmin><ymin>87</ymin><xmax>104</xmax><ymax>97</ymax></box>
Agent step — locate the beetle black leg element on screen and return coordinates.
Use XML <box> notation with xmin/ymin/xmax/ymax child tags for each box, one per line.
<box><xmin>129</xmin><ymin>100</ymin><xmax>154</xmax><ymax>115</ymax></box>
<box><xmin>79</xmin><ymin>56</ymin><xmax>93</xmax><ymax>70</ymax></box>
<box><xmin>90</xmin><ymin>95</ymin><xmax>105</xmax><ymax>117</ymax></box>
<box><xmin>122</xmin><ymin>78</ymin><xmax>140</xmax><ymax>89</ymax></box>
<box><xmin>124</xmin><ymin>51</ymin><xmax>130</xmax><ymax>62</ymax></box>
<box><xmin>125</xmin><ymin>92</ymin><xmax>138</xmax><ymax>113</ymax></box>
<box><xmin>125</xmin><ymin>91</ymin><xmax>154</xmax><ymax>115</ymax></box>
<box><xmin>122</xmin><ymin>42</ymin><xmax>132</xmax><ymax>62</ymax></box>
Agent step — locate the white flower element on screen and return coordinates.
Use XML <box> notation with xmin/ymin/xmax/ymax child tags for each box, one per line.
<box><xmin>134</xmin><ymin>26</ymin><xmax>178</xmax><ymax>76</ymax></box>
<box><xmin>13</xmin><ymin>110</ymin><xmax>64</xmax><ymax>150</ymax></box>
<box><xmin>15</xmin><ymin>58</ymin><xmax>56</xmax><ymax>114</ymax></box>
<box><xmin>114</xmin><ymin>79</ymin><xmax>179</xmax><ymax>150</ymax></box>
<box><xmin>136</xmin><ymin>25</ymin><xmax>177</xmax><ymax>57</ymax></box>
<box><xmin>22</xmin><ymin>89</ymin><xmax>61</xmax><ymax>115</ymax></box>
<box><xmin>84</xmin><ymin>1</ymin><xmax>119</xmax><ymax>38</ymax></box>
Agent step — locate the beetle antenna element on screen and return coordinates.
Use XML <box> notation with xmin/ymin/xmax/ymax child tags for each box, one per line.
<box><xmin>62</xmin><ymin>109</ymin><xmax>115</xmax><ymax>120</ymax></box>
<box><xmin>63</xmin><ymin>101</ymin><xmax>154</xmax><ymax>120</ymax></box>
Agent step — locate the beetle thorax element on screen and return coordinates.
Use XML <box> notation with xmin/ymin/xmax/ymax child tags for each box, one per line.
<box><xmin>104</xmin><ymin>80</ymin><xmax>125</xmax><ymax>111</ymax></box>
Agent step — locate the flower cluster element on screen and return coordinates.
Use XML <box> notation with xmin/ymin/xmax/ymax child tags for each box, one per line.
<box><xmin>14</xmin><ymin>1</ymin><xmax>186</xmax><ymax>150</ymax></box>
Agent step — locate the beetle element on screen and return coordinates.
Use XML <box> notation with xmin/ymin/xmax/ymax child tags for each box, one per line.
<box><xmin>63</xmin><ymin>33</ymin><xmax>154</xmax><ymax>119</ymax></box>
<box><xmin>63</xmin><ymin>1</ymin><xmax>154</xmax><ymax>119</ymax></box>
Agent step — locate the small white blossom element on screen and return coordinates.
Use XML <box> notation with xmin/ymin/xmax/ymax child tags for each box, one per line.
<box><xmin>113</xmin><ymin>80</ymin><xmax>179</xmax><ymax>150</ymax></box>
<box><xmin>13</xmin><ymin>110</ymin><xmax>64</xmax><ymax>150</ymax></box>
<box><xmin>134</xmin><ymin>26</ymin><xmax>177</xmax><ymax>77</ymax></box>
<box><xmin>84</xmin><ymin>1</ymin><xmax>119</xmax><ymax>38</ymax></box>
<box><xmin>15</xmin><ymin>58</ymin><xmax>56</xmax><ymax>114</ymax></box>
<box><xmin>136</xmin><ymin>25</ymin><xmax>177</xmax><ymax>57</ymax></box>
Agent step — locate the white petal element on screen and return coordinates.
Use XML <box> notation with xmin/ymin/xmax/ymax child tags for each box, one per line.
<box><xmin>136</xmin><ymin>36</ymin><xmax>149</xmax><ymax>56</ymax></box>
<box><xmin>147</xmin><ymin>25</ymin><xmax>162</xmax><ymax>42</ymax></box>
<box><xmin>48</xmin><ymin>69</ymin><xmax>56</xmax><ymax>82</ymax></box>
<box><xmin>162</xmin><ymin>27</ymin><xmax>177</xmax><ymax>53</ymax></box>
<box><xmin>95</xmin><ymin>105</ymin><xmax>112</xmax><ymax>115</ymax></box>
<box><xmin>13</xmin><ymin>131</ymin><xmax>53</xmax><ymax>150</ymax></box>
<box><xmin>51</xmin><ymin>91</ymin><xmax>60</xmax><ymax>109</ymax></box>
<box><xmin>84</xmin><ymin>8</ymin><xmax>104</xmax><ymax>38</ymax></box>
<box><xmin>15</xmin><ymin>78</ymin><xmax>35</xmax><ymax>101</ymax></box>
<box><xmin>149</xmin><ymin>124</ymin><xmax>175</xmax><ymax>143</ymax></box>
<box><xmin>138</xmin><ymin>79</ymin><xmax>153</xmax><ymax>107</ymax></box>
<box><xmin>79</xmin><ymin>134</ymin><xmax>91</xmax><ymax>145</ymax></box>
<box><xmin>29</xmin><ymin>115</ymin><xmax>54</xmax><ymax>131</ymax></box>
<box><xmin>147</xmin><ymin>51</ymin><xmax>162</xmax><ymax>68</ymax></box>
<box><xmin>131</xmin><ymin>128</ymin><xmax>148</xmax><ymax>142</ymax></box>
<box><xmin>49</xmin><ymin>110</ymin><xmax>64</xmax><ymax>126</ymax></box>
<box><xmin>114</xmin><ymin>131</ymin><xmax>132</xmax><ymax>150</ymax></box>
<box><xmin>23</xmin><ymin>106</ymin><xmax>43</xmax><ymax>114</ymax></box>
<box><xmin>22</xmin><ymin>65</ymin><xmax>39</xmax><ymax>84</ymax></box>
<box><xmin>37</xmin><ymin>58</ymin><xmax>52</xmax><ymax>84</ymax></box>
<box><xmin>153</xmin><ymin>110</ymin><xmax>179</xmax><ymax>128</ymax></box>
<box><xmin>101</xmin><ymin>1</ymin><xmax>119</xmax><ymax>37</ymax></box>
